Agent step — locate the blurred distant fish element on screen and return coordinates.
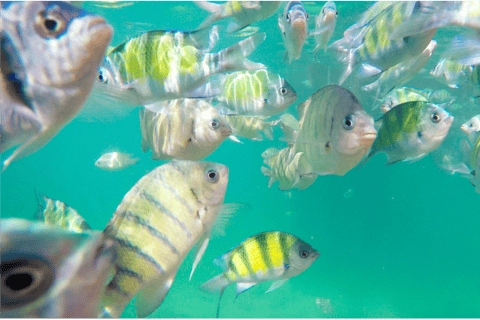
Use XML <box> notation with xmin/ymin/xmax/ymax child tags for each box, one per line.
<box><xmin>430</xmin><ymin>58</ymin><xmax>470</xmax><ymax>89</ymax></box>
<box><xmin>329</xmin><ymin>2</ymin><xmax>436</xmax><ymax>84</ymax></box>
<box><xmin>95</xmin><ymin>27</ymin><xmax>266</xmax><ymax>106</ymax></box>
<box><xmin>223</xmin><ymin>115</ymin><xmax>279</xmax><ymax>141</ymax></box>
<box><xmin>380</xmin><ymin>87</ymin><xmax>429</xmax><ymax>113</ymax></box>
<box><xmin>195</xmin><ymin>1</ymin><xmax>280</xmax><ymax>33</ymax></box>
<box><xmin>0</xmin><ymin>2</ymin><xmax>113</xmax><ymax>171</ymax></box>
<box><xmin>312</xmin><ymin>1</ymin><xmax>337</xmax><ymax>58</ymax></box>
<box><xmin>139</xmin><ymin>99</ymin><xmax>231</xmax><ymax>160</ymax></box>
<box><xmin>366</xmin><ymin>101</ymin><xmax>454</xmax><ymax>165</ymax></box>
<box><xmin>91</xmin><ymin>1</ymin><xmax>135</xmax><ymax>9</ymax></box>
<box><xmin>457</xmin><ymin>115</ymin><xmax>480</xmax><ymax>193</ymax></box>
<box><xmin>362</xmin><ymin>40</ymin><xmax>437</xmax><ymax>100</ymax></box>
<box><xmin>204</xmin><ymin>69</ymin><xmax>297</xmax><ymax>116</ymax></box>
<box><xmin>278</xmin><ymin>1</ymin><xmax>309</xmax><ymax>64</ymax></box>
<box><xmin>37</xmin><ymin>195</ymin><xmax>92</xmax><ymax>234</ymax></box>
<box><xmin>201</xmin><ymin>231</ymin><xmax>319</xmax><ymax>318</ymax></box>
<box><xmin>101</xmin><ymin>160</ymin><xmax>231</xmax><ymax>318</ymax></box>
<box><xmin>95</xmin><ymin>152</ymin><xmax>139</xmax><ymax>171</ymax></box>
<box><xmin>1</xmin><ymin>218</ymin><xmax>115</xmax><ymax>318</ymax></box>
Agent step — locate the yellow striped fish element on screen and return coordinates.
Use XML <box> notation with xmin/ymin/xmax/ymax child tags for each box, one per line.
<box><xmin>201</xmin><ymin>231</ymin><xmax>319</xmax><ymax>317</ymax></box>
<box><xmin>380</xmin><ymin>87</ymin><xmax>429</xmax><ymax>113</ymax></box>
<box><xmin>37</xmin><ymin>195</ymin><xmax>92</xmax><ymax>234</ymax></box>
<box><xmin>101</xmin><ymin>160</ymin><xmax>230</xmax><ymax>318</ymax></box>
<box><xmin>213</xmin><ymin>69</ymin><xmax>297</xmax><ymax>116</ymax></box>
<box><xmin>223</xmin><ymin>115</ymin><xmax>279</xmax><ymax>141</ymax></box>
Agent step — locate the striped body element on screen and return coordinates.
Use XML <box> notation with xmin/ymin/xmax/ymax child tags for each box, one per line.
<box><xmin>467</xmin><ymin>65</ymin><xmax>480</xmax><ymax>89</ymax></box>
<box><xmin>223</xmin><ymin>115</ymin><xmax>278</xmax><ymax>141</ymax></box>
<box><xmin>140</xmin><ymin>99</ymin><xmax>231</xmax><ymax>160</ymax></box>
<box><xmin>369</xmin><ymin>101</ymin><xmax>454</xmax><ymax>164</ymax></box>
<box><xmin>39</xmin><ymin>196</ymin><xmax>92</xmax><ymax>234</ymax></box>
<box><xmin>431</xmin><ymin>58</ymin><xmax>470</xmax><ymax>88</ymax></box>
<box><xmin>380</xmin><ymin>87</ymin><xmax>428</xmax><ymax>113</ymax></box>
<box><xmin>218</xmin><ymin>70</ymin><xmax>297</xmax><ymax>116</ymax></box>
<box><xmin>101</xmin><ymin>161</ymin><xmax>229</xmax><ymax>317</ymax></box>
<box><xmin>98</xmin><ymin>28</ymin><xmax>266</xmax><ymax>106</ymax></box>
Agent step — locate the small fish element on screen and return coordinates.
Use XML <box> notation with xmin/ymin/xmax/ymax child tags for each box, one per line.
<box><xmin>329</xmin><ymin>2</ymin><xmax>436</xmax><ymax>84</ymax></box>
<box><xmin>380</xmin><ymin>87</ymin><xmax>429</xmax><ymax>113</ymax></box>
<box><xmin>201</xmin><ymin>231</ymin><xmax>319</xmax><ymax>318</ymax></box>
<box><xmin>210</xmin><ymin>69</ymin><xmax>298</xmax><ymax>116</ymax></box>
<box><xmin>1</xmin><ymin>218</ymin><xmax>115</xmax><ymax>318</ymax></box>
<box><xmin>312</xmin><ymin>1</ymin><xmax>337</xmax><ymax>58</ymax></box>
<box><xmin>1</xmin><ymin>2</ymin><xmax>113</xmax><ymax>171</ymax></box>
<box><xmin>95</xmin><ymin>152</ymin><xmax>140</xmax><ymax>171</ymax></box>
<box><xmin>222</xmin><ymin>115</ymin><xmax>279</xmax><ymax>141</ymax></box>
<box><xmin>458</xmin><ymin>115</ymin><xmax>480</xmax><ymax>193</ymax></box>
<box><xmin>139</xmin><ymin>99</ymin><xmax>232</xmax><ymax>160</ymax></box>
<box><xmin>366</xmin><ymin>101</ymin><xmax>454</xmax><ymax>165</ymax></box>
<box><xmin>362</xmin><ymin>40</ymin><xmax>437</xmax><ymax>99</ymax></box>
<box><xmin>37</xmin><ymin>194</ymin><xmax>92</xmax><ymax>234</ymax></box>
<box><xmin>195</xmin><ymin>1</ymin><xmax>281</xmax><ymax>33</ymax></box>
<box><xmin>278</xmin><ymin>1</ymin><xmax>309</xmax><ymax>64</ymax></box>
<box><xmin>461</xmin><ymin>115</ymin><xmax>480</xmax><ymax>146</ymax></box>
<box><xmin>430</xmin><ymin>58</ymin><xmax>470</xmax><ymax>89</ymax></box>
<box><xmin>91</xmin><ymin>1</ymin><xmax>135</xmax><ymax>9</ymax></box>
<box><xmin>96</xmin><ymin>27</ymin><xmax>266</xmax><ymax>106</ymax></box>
<box><xmin>101</xmin><ymin>160</ymin><xmax>231</xmax><ymax>318</ymax></box>
<box><xmin>442</xmin><ymin>34</ymin><xmax>480</xmax><ymax>67</ymax></box>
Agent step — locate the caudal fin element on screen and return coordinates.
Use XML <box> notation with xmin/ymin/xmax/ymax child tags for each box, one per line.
<box><xmin>195</xmin><ymin>1</ymin><xmax>225</xmax><ymax>30</ymax></box>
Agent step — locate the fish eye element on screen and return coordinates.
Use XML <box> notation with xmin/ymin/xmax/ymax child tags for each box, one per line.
<box><xmin>336</xmin><ymin>10</ymin><xmax>339</xmax><ymax>16</ymax></box>
<box><xmin>343</xmin><ymin>115</ymin><xmax>355</xmax><ymax>130</ymax></box>
<box><xmin>306</xmin><ymin>13</ymin><xmax>309</xmax><ymax>19</ymax></box>
<box><xmin>300</xmin><ymin>250</ymin><xmax>309</xmax><ymax>258</ymax></box>
<box><xmin>98</xmin><ymin>71</ymin><xmax>107</xmax><ymax>83</ymax></box>
<box><xmin>286</xmin><ymin>13</ymin><xmax>290</xmax><ymax>21</ymax></box>
<box><xmin>35</xmin><ymin>10</ymin><xmax>67</xmax><ymax>39</ymax></box>
<box><xmin>431</xmin><ymin>112</ymin><xmax>441</xmax><ymax>123</ymax></box>
<box><xmin>205</xmin><ymin>169</ymin><xmax>219</xmax><ymax>182</ymax></box>
<box><xmin>209</xmin><ymin>119</ymin><xmax>220</xmax><ymax>130</ymax></box>
<box><xmin>279</xmin><ymin>87</ymin><xmax>288</xmax><ymax>95</ymax></box>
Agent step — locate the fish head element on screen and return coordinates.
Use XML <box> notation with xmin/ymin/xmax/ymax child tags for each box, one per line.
<box><xmin>285</xmin><ymin>238</ymin><xmax>320</xmax><ymax>278</ymax></box>
<box><xmin>318</xmin><ymin>1</ymin><xmax>337</xmax><ymax>26</ymax></box>
<box><xmin>461</xmin><ymin>115</ymin><xmax>480</xmax><ymax>140</ymax></box>
<box><xmin>281</xmin><ymin>1</ymin><xmax>308</xmax><ymax>57</ymax></box>
<box><xmin>417</xmin><ymin>103</ymin><xmax>454</xmax><ymax>151</ymax></box>
<box><xmin>196</xmin><ymin>103</ymin><xmax>232</xmax><ymax>145</ymax></box>
<box><xmin>265</xmin><ymin>75</ymin><xmax>297</xmax><ymax>115</ymax></box>
<box><xmin>333</xmin><ymin>110</ymin><xmax>377</xmax><ymax>156</ymax></box>
<box><xmin>1</xmin><ymin>219</ymin><xmax>115</xmax><ymax>318</ymax></box>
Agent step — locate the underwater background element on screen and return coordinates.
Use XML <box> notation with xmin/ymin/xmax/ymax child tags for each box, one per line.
<box><xmin>2</xmin><ymin>1</ymin><xmax>480</xmax><ymax>318</ymax></box>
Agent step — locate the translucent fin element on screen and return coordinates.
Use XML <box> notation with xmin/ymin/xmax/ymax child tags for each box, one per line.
<box><xmin>195</xmin><ymin>1</ymin><xmax>224</xmax><ymax>30</ymax></box>
<box><xmin>279</xmin><ymin>113</ymin><xmax>300</xmax><ymax>131</ymax></box>
<box><xmin>228</xmin><ymin>135</ymin><xmax>243</xmax><ymax>143</ymax></box>
<box><xmin>190</xmin><ymin>235</ymin><xmax>210</xmax><ymax>280</ymax></box>
<box><xmin>279</xmin><ymin>123</ymin><xmax>296</xmax><ymax>144</ymax></box>
<box><xmin>261</xmin><ymin>166</ymin><xmax>276</xmax><ymax>188</ymax></box>
<box><xmin>266</xmin><ymin>279</ymin><xmax>287</xmax><ymax>293</ymax></box>
<box><xmin>442</xmin><ymin>34</ymin><xmax>480</xmax><ymax>66</ymax></box>
<box><xmin>212</xmin><ymin>203</ymin><xmax>249</xmax><ymax>238</ymax></box>
<box><xmin>235</xmin><ymin>282</ymin><xmax>256</xmax><ymax>298</ymax></box>
<box><xmin>201</xmin><ymin>274</ymin><xmax>230</xmax><ymax>294</ymax></box>
<box><xmin>135</xmin><ymin>274</ymin><xmax>176</xmax><ymax>318</ymax></box>
<box><xmin>92</xmin><ymin>81</ymin><xmax>145</xmax><ymax>107</ymax></box>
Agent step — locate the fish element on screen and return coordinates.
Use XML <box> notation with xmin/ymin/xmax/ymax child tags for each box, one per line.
<box><xmin>208</xmin><ymin>69</ymin><xmax>298</xmax><ymax>116</ymax></box>
<box><xmin>329</xmin><ymin>2</ymin><xmax>436</xmax><ymax>85</ymax></box>
<box><xmin>222</xmin><ymin>115</ymin><xmax>279</xmax><ymax>141</ymax></box>
<box><xmin>201</xmin><ymin>231</ymin><xmax>320</xmax><ymax>318</ymax></box>
<box><xmin>278</xmin><ymin>1</ymin><xmax>309</xmax><ymax>64</ymax></box>
<box><xmin>95</xmin><ymin>152</ymin><xmax>140</xmax><ymax>171</ymax></box>
<box><xmin>1</xmin><ymin>218</ymin><xmax>115</xmax><ymax>318</ymax></box>
<box><xmin>361</xmin><ymin>40</ymin><xmax>437</xmax><ymax>100</ymax></box>
<box><xmin>430</xmin><ymin>58</ymin><xmax>470</xmax><ymax>89</ymax></box>
<box><xmin>380</xmin><ymin>87</ymin><xmax>429</xmax><ymax>113</ymax></box>
<box><xmin>139</xmin><ymin>99</ymin><xmax>232</xmax><ymax>161</ymax></box>
<box><xmin>195</xmin><ymin>1</ymin><xmax>281</xmax><ymax>33</ymax></box>
<box><xmin>95</xmin><ymin>27</ymin><xmax>266</xmax><ymax>106</ymax></box>
<box><xmin>37</xmin><ymin>194</ymin><xmax>92</xmax><ymax>234</ymax></box>
<box><xmin>101</xmin><ymin>160</ymin><xmax>231</xmax><ymax>318</ymax></box>
<box><xmin>366</xmin><ymin>101</ymin><xmax>454</xmax><ymax>165</ymax></box>
<box><xmin>455</xmin><ymin>115</ymin><xmax>480</xmax><ymax>193</ymax></box>
<box><xmin>461</xmin><ymin>115</ymin><xmax>480</xmax><ymax>146</ymax></box>
<box><xmin>0</xmin><ymin>1</ymin><xmax>113</xmax><ymax>171</ymax></box>
<box><xmin>312</xmin><ymin>1</ymin><xmax>337</xmax><ymax>59</ymax></box>
<box><xmin>441</xmin><ymin>33</ymin><xmax>480</xmax><ymax>67</ymax></box>
<box><xmin>261</xmin><ymin>85</ymin><xmax>376</xmax><ymax>190</ymax></box>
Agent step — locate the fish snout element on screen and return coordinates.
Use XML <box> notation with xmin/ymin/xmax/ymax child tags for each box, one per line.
<box><xmin>222</xmin><ymin>127</ymin><xmax>233</xmax><ymax>137</ymax></box>
<box><xmin>460</xmin><ymin>123</ymin><xmax>470</xmax><ymax>134</ymax></box>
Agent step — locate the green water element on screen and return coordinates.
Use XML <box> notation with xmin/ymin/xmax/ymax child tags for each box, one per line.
<box><xmin>2</xmin><ymin>1</ymin><xmax>480</xmax><ymax>318</ymax></box>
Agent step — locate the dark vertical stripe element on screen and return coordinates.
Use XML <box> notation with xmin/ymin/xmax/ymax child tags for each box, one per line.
<box><xmin>113</xmin><ymin>237</ymin><xmax>165</xmax><ymax>273</ymax></box>
<box><xmin>254</xmin><ymin>232</ymin><xmax>273</xmax><ymax>269</ymax></box>
<box><xmin>279</xmin><ymin>232</ymin><xmax>290</xmax><ymax>266</ymax></box>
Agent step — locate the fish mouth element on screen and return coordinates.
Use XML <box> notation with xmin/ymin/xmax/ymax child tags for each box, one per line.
<box><xmin>222</xmin><ymin>127</ymin><xmax>233</xmax><ymax>137</ymax></box>
<box><xmin>362</xmin><ymin>132</ymin><xmax>378</xmax><ymax>141</ymax></box>
<box><xmin>460</xmin><ymin>124</ymin><xmax>469</xmax><ymax>134</ymax></box>
<box><xmin>312</xmin><ymin>251</ymin><xmax>321</xmax><ymax>260</ymax></box>
<box><xmin>85</xmin><ymin>16</ymin><xmax>113</xmax><ymax>52</ymax></box>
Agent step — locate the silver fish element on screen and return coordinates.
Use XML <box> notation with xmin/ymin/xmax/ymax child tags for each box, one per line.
<box><xmin>195</xmin><ymin>1</ymin><xmax>281</xmax><ymax>33</ymax></box>
<box><xmin>140</xmin><ymin>99</ymin><xmax>232</xmax><ymax>160</ymax></box>
<box><xmin>1</xmin><ymin>218</ymin><xmax>115</xmax><ymax>318</ymax></box>
<box><xmin>95</xmin><ymin>152</ymin><xmax>140</xmax><ymax>171</ymax></box>
<box><xmin>278</xmin><ymin>1</ymin><xmax>309</xmax><ymax>64</ymax></box>
<box><xmin>222</xmin><ymin>115</ymin><xmax>279</xmax><ymax>141</ymax></box>
<box><xmin>312</xmin><ymin>1</ymin><xmax>337</xmax><ymax>58</ymax></box>
<box><xmin>1</xmin><ymin>1</ymin><xmax>113</xmax><ymax>171</ymax></box>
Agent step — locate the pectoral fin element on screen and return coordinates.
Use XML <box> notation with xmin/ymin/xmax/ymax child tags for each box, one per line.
<box><xmin>265</xmin><ymin>279</ymin><xmax>287</xmax><ymax>293</ymax></box>
<box><xmin>135</xmin><ymin>274</ymin><xmax>177</xmax><ymax>318</ymax></box>
<box><xmin>189</xmin><ymin>235</ymin><xmax>210</xmax><ymax>280</ymax></box>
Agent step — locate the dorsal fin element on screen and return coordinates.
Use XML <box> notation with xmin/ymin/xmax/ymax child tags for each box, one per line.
<box><xmin>297</xmin><ymin>99</ymin><xmax>310</xmax><ymax>123</ymax></box>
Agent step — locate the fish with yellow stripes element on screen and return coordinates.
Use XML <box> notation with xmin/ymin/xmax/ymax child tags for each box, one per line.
<box><xmin>201</xmin><ymin>231</ymin><xmax>319</xmax><ymax>317</ymax></box>
<box><xmin>100</xmin><ymin>160</ymin><xmax>230</xmax><ymax>318</ymax></box>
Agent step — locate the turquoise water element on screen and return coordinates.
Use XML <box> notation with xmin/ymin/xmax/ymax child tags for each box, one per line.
<box><xmin>2</xmin><ymin>1</ymin><xmax>480</xmax><ymax>318</ymax></box>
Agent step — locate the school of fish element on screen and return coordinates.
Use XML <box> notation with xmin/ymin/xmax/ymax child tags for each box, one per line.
<box><xmin>2</xmin><ymin>0</ymin><xmax>480</xmax><ymax>318</ymax></box>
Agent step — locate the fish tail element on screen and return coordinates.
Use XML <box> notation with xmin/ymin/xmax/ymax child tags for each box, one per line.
<box><xmin>261</xmin><ymin>166</ymin><xmax>277</xmax><ymax>188</ymax></box>
<box><xmin>195</xmin><ymin>1</ymin><xmax>224</xmax><ymax>29</ymax></box>
<box><xmin>207</xmin><ymin>33</ymin><xmax>266</xmax><ymax>75</ymax></box>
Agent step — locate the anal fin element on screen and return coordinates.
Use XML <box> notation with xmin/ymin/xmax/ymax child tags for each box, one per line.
<box><xmin>135</xmin><ymin>274</ymin><xmax>177</xmax><ymax>318</ymax></box>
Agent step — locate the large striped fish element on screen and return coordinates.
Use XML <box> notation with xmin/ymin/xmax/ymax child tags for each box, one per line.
<box><xmin>201</xmin><ymin>231</ymin><xmax>319</xmax><ymax>317</ymax></box>
<box><xmin>101</xmin><ymin>160</ymin><xmax>230</xmax><ymax>318</ymax></box>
